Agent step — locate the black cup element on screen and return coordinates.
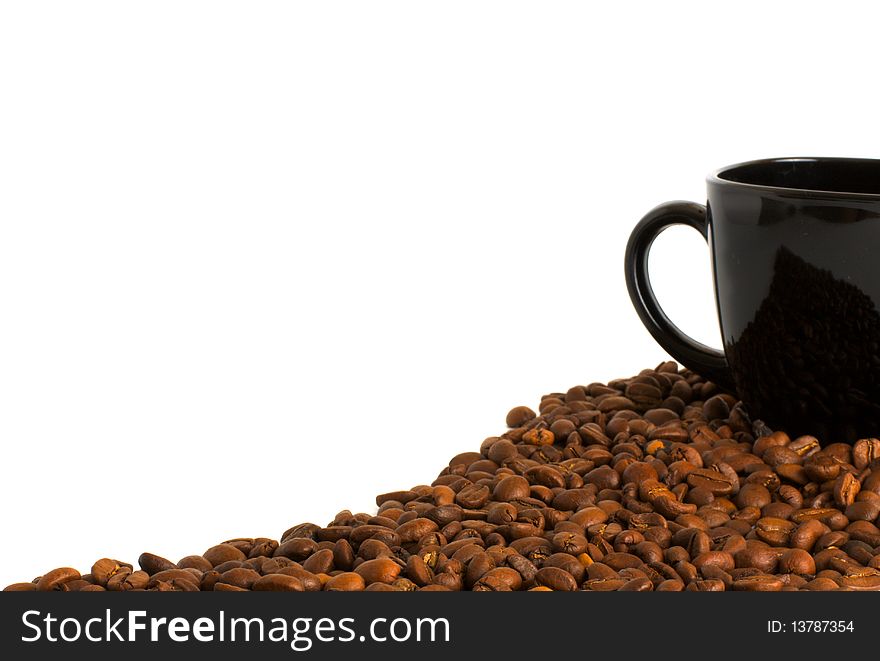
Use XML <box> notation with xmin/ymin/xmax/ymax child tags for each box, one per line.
<box><xmin>625</xmin><ymin>157</ymin><xmax>880</xmax><ymax>442</ymax></box>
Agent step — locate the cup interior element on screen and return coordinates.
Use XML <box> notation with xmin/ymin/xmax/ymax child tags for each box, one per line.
<box><xmin>716</xmin><ymin>158</ymin><xmax>880</xmax><ymax>196</ymax></box>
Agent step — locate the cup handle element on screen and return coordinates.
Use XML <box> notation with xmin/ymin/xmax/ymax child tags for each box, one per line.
<box><xmin>624</xmin><ymin>200</ymin><xmax>735</xmax><ymax>391</ymax></box>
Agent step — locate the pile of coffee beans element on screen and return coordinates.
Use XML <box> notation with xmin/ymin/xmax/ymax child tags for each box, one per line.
<box><xmin>8</xmin><ymin>361</ymin><xmax>880</xmax><ymax>592</ymax></box>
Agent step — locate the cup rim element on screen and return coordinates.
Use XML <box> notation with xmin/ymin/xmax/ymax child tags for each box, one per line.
<box><xmin>707</xmin><ymin>156</ymin><xmax>880</xmax><ymax>201</ymax></box>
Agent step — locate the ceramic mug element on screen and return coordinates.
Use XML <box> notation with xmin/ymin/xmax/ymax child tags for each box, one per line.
<box><xmin>625</xmin><ymin>157</ymin><xmax>880</xmax><ymax>442</ymax></box>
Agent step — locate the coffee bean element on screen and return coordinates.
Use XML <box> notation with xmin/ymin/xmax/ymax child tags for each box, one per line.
<box><xmin>778</xmin><ymin>548</ymin><xmax>816</xmax><ymax>575</ymax></box>
<box><xmin>686</xmin><ymin>579</ymin><xmax>725</xmax><ymax>592</ymax></box>
<box><xmin>692</xmin><ymin>551</ymin><xmax>735</xmax><ymax>573</ymax></box>
<box><xmin>253</xmin><ymin>574</ymin><xmax>304</xmax><ymax>591</ymax></box>
<box><xmin>355</xmin><ymin>558</ymin><xmax>403</xmax><ymax>584</ymax></box>
<box><xmin>218</xmin><ymin>568</ymin><xmax>261</xmax><ymax>589</ymax></box>
<box><xmin>177</xmin><ymin>555</ymin><xmax>213</xmax><ymax>573</ymax></box>
<box><xmin>522</xmin><ymin>428</ymin><xmax>555</xmax><ymax>446</ymax></box>
<box><xmin>91</xmin><ymin>559</ymin><xmax>132</xmax><ymax>587</ymax></box>
<box><xmin>35</xmin><ymin>568</ymin><xmax>80</xmax><ymax>592</ymax></box>
<box><xmin>734</xmin><ymin>544</ymin><xmax>779</xmax><ymax>573</ymax></box>
<box><xmin>686</xmin><ymin>468</ymin><xmax>735</xmax><ymax>496</ymax></box>
<box><xmin>138</xmin><ymin>553</ymin><xmax>177</xmax><ymax>576</ymax></box>
<box><xmin>788</xmin><ymin>435</ymin><xmax>821</xmax><ymax>458</ymax></box>
<box><xmin>396</xmin><ymin>518</ymin><xmax>439</xmax><ymax>544</ymax></box>
<box><xmin>755</xmin><ymin>518</ymin><xmax>795</xmax><ymax>546</ymax></box>
<box><xmin>301</xmin><ymin>548</ymin><xmax>334</xmax><ymax>574</ymax></box>
<box><xmin>846</xmin><ymin>500</ymin><xmax>880</xmax><ymax>521</ymax></box>
<box><xmin>655</xmin><ymin>579</ymin><xmax>684</xmax><ymax>591</ymax></box>
<box><xmin>803</xmin><ymin>577</ymin><xmax>838</xmax><ymax>590</ymax></box>
<box><xmin>598</xmin><ymin>396</ymin><xmax>636</xmax><ymax>414</ymax></box>
<box><xmin>853</xmin><ymin>438</ymin><xmax>880</xmax><ymax>470</ymax></box>
<box><xmin>109</xmin><ymin>569</ymin><xmax>150</xmax><ymax>591</ymax></box>
<box><xmin>274</xmin><ymin>567</ymin><xmax>322</xmax><ymax>591</ymax></box>
<box><xmin>833</xmin><ymin>472</ymin><xmax>861</xmax><ymax>507</ymax></box>
<box><xmin>618</xmin><ymin>577</ymin><xmax>653</xmax><ymax>591</ymax></box>
<box><xmin>837</xmin><ymin>572</ymin><xmax>880</xmax><ymax>591</ymax></box>
<box><xmin>324</xmin><ymin>572</ymin><xmax>366</xmax><ymax>591</ymax></box>
<box><xmin>332</xmin><ymin>539</ymin><xmax>355</xmax><ymax>571</ymax></box>
<box><xmin>493</xmin><ymin>475</ymin><xmax>531</xmax><ymax>502</ymax></box>
<box><xmin>735</xmin><ymin>484</ymin><xmax>771</xmax><ymax>509</ymax></box>
<box><xmin>203</xmin><ymin>544</ymin><xmax>247</xmax><ymax>567</ymax></box>
<box><xmin>534</xmin><ymin>566</ymin><xmax>578</xmax><ymax>591</ymax></box>
<box><xmin>585</xmin><ymin>577</ymin><xmax>627</xmax><ymax>591</ymax></box>
<box><xmin>402</xmin><ymin>555</ymin><xmax>431</xmax><ymax>587</ymax></box>
<box><xmin>777</xmin><ymin>485</ymin><xmax>803</xmax><ymax>509</ymax></box>
<box><xmin>703</xmin><ymin>395</ymin><xmax>730</xmax><ymax>421</ymax></box>
<box><xmin>789</xmin><ymin>519</ymin><xmax>827</xmax><ymax>552</ymax></box>
<box><xmin>455</xmin><ymin>484</ymin><xmax>490</xmax><ymax>509</ymax></box>
<box><xmin>506</xmin><ymin>406</ymin><xmax>536</xmax><ymax>428</ymax></box>
<box><xmin>732</xmin><ymin>574</ymin><xmax>784</xmax><ymax>591</ymax></box>
<box><xmin>376</xmin><ymin>490</ymin><xmax>418</xmax><ymax>507</ymax></box>
<box><xmin>473</xmin><ymin>567</ymin><xmax>523</xmax><ymax>592</ymax></box>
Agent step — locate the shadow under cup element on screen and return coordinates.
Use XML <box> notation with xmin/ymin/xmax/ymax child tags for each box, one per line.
<box><xmin>626</xmin><ymin>157</ymin><xmax>880</xmax><ymax>443</ymax></box>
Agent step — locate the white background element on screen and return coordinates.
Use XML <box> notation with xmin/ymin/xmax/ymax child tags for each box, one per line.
<box><xmin>2</xmin><ymin>0</ymin><xmax>880</xmax><ymax>586</ymax></box>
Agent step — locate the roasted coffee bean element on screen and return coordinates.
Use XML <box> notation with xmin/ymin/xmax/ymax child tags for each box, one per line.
<box><xmin>109</xmin><ymin>570</ymin><xmax>150</xmax><ymax>591</ymax></box>
<box><xmin>686</xmin><ymin>579</ymin><xmax>725</xmax><ymax>592</ymax></box>
<box><xmin>734</xmin><ymin>544</ymin><xmax>779</xmax><ymax>573</ymax></box>
<box><xmin>833</xmin><ymin>472</ymin><xmax>861</xmax><ymax>507</ymax></box>
<box><xmin>201</xmin><ymin>544</ymin><xmax>246</xmax><ymax>567</ymax></box>
<box><xmin>324</xmin><ymin>572</ymin><xmax>366</xmax><ymax>591</ymax></box>
<box><xmin>396</xmin><ymin>518</ymin><xmax>438</xmax><ymax>544</ymax></box>
<box><xmin>552</xmin><ymin>532</ymin><xmax>588</xmax><ymax>555</ymax></box>
<box><xmin>405</xmin><ymin>554</ymin><xmax>434</xmax><ymax>586</ymax></box>
<box><xmin>735</xmin><ymin>484</ymin><xmax>771</xmax><ymax>509</ymax></box>
<box><xmin>493</xmin><ymin>476</ymin><xmax>531</xmax><ymax>502</ymax></box>
<box><xmin>218</xmin><ymin>568</ymin><xmax>261</xmax><ymax>589</ymax></box>
<box><xmin>804</xmin><ymin>455</ymin><xmax>841</xmax><ymax>483</ymax></box>
<box><xmin>156</xmin><ymin>578</ymin><xmax>199</xmax><ymax>591</ymax></box>
<box><xmin>301</xmin><ymin>549</ymin><xmax>334</xmax><ymax>574</ymax></box>
<box><xmin>732</xmin><ymin>574</ymin><xmax>784</xmax><ymax>591</ymax></box>
<box><xmin>274</xmin><ymin>567</ymin><xmax>322</xmax><ymax>592</ymax></box>
<box><xmin>846</xmin><ymin>500</ymin><xmax>880</xmax><ymax>521</ymax></box>
<box><xmin>703</xmin><ymin>395</ymin><xmax>730</xmax><ymax>421</ymax></box>
<box><xmin>138</xmin><ymin>553</ymin><xmax>177</xmax><ymax>576</ymax></box>
<box><xmin>789</xmin><ymin>519</ymin><xmax>827</xmax><ymax>552</ymax></box>
<box><xmin>506</xmin><ymin>406</ymin><xmax>537</xmax><ymax>428</ymax></box>
<box><xmin>755</xmin><ymin>518</ymin><xmax>795</xmax><ymax>546</ymax></box>
<box><xmin>692</xmin><ymin>551</ymin><xmax>735</xmax><ymax>573</ymax></box>
<box><xmin>212</xmin><ymin>560</ymin><xmax>247</xmax><ymax>575</ymax></box>
<box><xmin>837</xmin><ymin>572</ymin><xmax>880</xmax><ymax>591</ymax></box>
<box><xmin>655</xmin><ymin>579</ymin><xmax>685</xmax><ymax>591</ymax></box>
<box><xmin>522</xmin><ymin>428</ymin><xmax>555</xmax><ymax>446</ymax></box>
<box><xmin>280</xmin><ymin>523</ymin><xmax>319</xmax><ymax>544</ymax></box>
<box><xmin>788</xmin><ymin>436</ymin><xmax>821</xmax><ymax>458</ymax></box>
<box><xmin>91</xmin><ymin>559</ymin><xmax>132</xmax><ymax>587</ymax></box>
<box><xmin>177</xmin><ymin>555</ymin><xmax>213</xmax><ymax>573</ymax></box>
<box><xmin>619</xmin><ymin>577</ymin><xmax>654</xmax><ymax>591</ymax></box>
<box><xmin>585</xmin><ymin>562</ymin><xmax>621</xmax><ymax>581</ymax></box>
<box><xmin>455</xmin><ymin>484</ymin><xmax>490</xmax><ymax>509</ymax></box>
<box><xmin>35</xmin><ymin>568</ymin><xmax>80</xmax><ymax>592</ymax></box>
<box><xmin>332</xmin><ymin>539</ymin><xmax>355</xmax><ymax>571</ymax></box>
<box><xmin>473</xmin><ymin>567</ymin><xmax>523</xmax><ymax>592</ymax></box>
<box><xmin>253</xmin><ymin>574</ymin><xmax>304</xmax><ymax>591</ymax></box>
<box><xmin>534</xmin><ymin>566</ymin><xmax>578</xmax><ymax>591</ymax></box>
<box><xmin>778</xmin><ymin>549</ymin><xmax>816</xmax><ymax>575</ymax></box>
<box><xmin>462</xmin><ymin>552</ymin><xmax>493</xmax><ymax>588</ymax></box>
<box><xmin>853</xmin><ymin>438</ymin><xmax>880</xmax><ymax>470</ymax></box>
<box><xmin>355</xmin><ymin>558</ymin><xmax>403</xmax><ymax>584</ymax></box>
